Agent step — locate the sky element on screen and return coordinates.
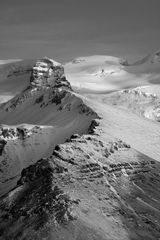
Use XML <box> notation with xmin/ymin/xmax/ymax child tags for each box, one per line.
<box><xmin>0</xmin><ymin>0</ymin><xmax>160</xmax><ymax>62</ymax></box>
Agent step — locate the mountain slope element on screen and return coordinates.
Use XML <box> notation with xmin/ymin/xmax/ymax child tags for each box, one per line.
<box><xmin>1</xmin><ymin>123</ymin><xmax>160</xmax><ymax>240</ymax></box>
<box><xmin>99</xmin><ymin>85</ymin><xmax>160</xmax><ymax>121</ymax></box>
<box><xmin>1</xmin><ymin>55</ymin><xmax>160</xmax><ymax>239</ymax></box>
<box><xmin>0</xmin><ymin>58</ymin><xmax>98</xmax><ymax>196</ymax></box>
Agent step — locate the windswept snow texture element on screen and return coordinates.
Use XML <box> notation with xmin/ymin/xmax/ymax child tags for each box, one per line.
<box><xmin>65</xmin><ymin>55</ymin><xmax>160</xmax><ymax>93</ymax></box>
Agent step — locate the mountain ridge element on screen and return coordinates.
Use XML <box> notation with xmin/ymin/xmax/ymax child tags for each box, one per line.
<box><xmin>1</xmin><ymin>55</ymin><xmax>160</xmax><ymax>239</ymax></box>
<box><xmin>0</xmin><ymin>57</ymin><xmax>99</xmax><ymax>197</ymax></box>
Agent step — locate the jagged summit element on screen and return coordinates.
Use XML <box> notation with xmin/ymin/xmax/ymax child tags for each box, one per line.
<box><xmin>0</xmin><ymin>57</ymin><xmax>72</xmax><ymax>112</ymax></box>
<box><xmin>0</xmin><ymin>57</ymin><xmax>72</xmax><ymax>104</ymax></box>
<box><xmin>30</xmin><ymin>57</ymin><xmax>72</xmax><ymax>90</ymax></box>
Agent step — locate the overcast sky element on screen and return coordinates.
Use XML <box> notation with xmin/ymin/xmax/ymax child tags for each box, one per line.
<box><xmin>0</xmin><ymin>0</ymin><xmax>160</xmax><ymax>62</ymax></box>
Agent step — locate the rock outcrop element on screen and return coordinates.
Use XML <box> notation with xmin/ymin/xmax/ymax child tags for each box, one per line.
<box><xmin>1</xmin><ymin>127</ymin><xmax>160</xmax><ymax>239</ymax></box>
<box><xmin>0</xmin><ymin>126</ymin><xmax>31</xmax><ymax>140</ymax></box>
<box><xmin>0</xmin><ymin>57</ymin><xmax>73</xmax><ymax>112</ymax></box>
<box><xmin>30</xmin><ymin>57</ymin><xmax>72</xmax><ymax>90</ymax></box>
<box><xmin>0</xmin><ymin>159</ymin><xmax>79</xmax><ymax>239</ymax></box>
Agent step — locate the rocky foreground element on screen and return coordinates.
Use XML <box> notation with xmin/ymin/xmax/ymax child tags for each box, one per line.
<box><xmin>1</xmin><ymin>122</ymin><xmax>160</xmax><ymax>240</ymax></box>
<box><xmin>0</xmin><ymin>57</ymin><xmax>160</xmax><ymax>239</ymax></box>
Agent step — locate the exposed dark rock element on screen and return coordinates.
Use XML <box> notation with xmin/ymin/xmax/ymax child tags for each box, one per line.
<box><xmin>0</xmin><ymin>140</ymin><xmax>7</xmax><ymax>155</ymax></box>
<box><xmin>17</xmin><ymin>127</ymin><xmax>28</xmax><ymax>139</ymax></box>
<box><xmin>54</xmin><ymin>145</ymin><xmax>61</xmax><ymax>151</ymax></box>
<box><xmin>88</xmin><ymin>119</ymin><xmax>100</xmax><ymax>134</ymax></box>
<box><xmin>78</xmin><ymin>103</ymin><xmax>97</xmax><ymax>116</ymax></box>
<box><xmin>30</xmin><ymin>57</ymin><xmax>72</xmax><ymax>90</ymax></box>
<box><xmin>50</xmin><ymin>89</ymin><xmax>67</xmax><ymax>105</ymax></box>
<box><xmin>1</xmin><ymin>130</ymin><xmax>160</xmax><ymax>239</ymax></box>
<box><xmin>70</xmin><ymin>134</ymin><xmax>81</xmax><ymax>139</ymax></box>
<box><xmin>0</xmin><ymin>159</ymin><xmax>78</xmax><ymax>239</ymax></box>
<box><xmin>34</xmin><ymin>95</ymin><xmax>44</xmax><ymax>104</ymax></box>
<box><xmin>0</xmin><ymin>126</ymin><xmax>29</xmax><ymax>140</ymax></box>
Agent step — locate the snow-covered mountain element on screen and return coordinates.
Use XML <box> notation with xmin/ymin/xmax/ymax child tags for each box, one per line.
<box><xmin>1</xmin><ymin>55</ymin><xmax>160</xmax><ymax>240</ymax></box>
<box><xmin>120</xmin><ymin>50</ymin><xmax>160</xmax><ymax>66</ymax></box>
<box><xmin>101</xmin><ymin>85</ymin><xmax>160</xmax><ymax>121</ymax></box>
<box><xmin>0</xmin><ymin>57</ymin><xmax>98</xmax><ymax>196</ymax></box>
<box><xmin>65</xmin><ymin>53</ymin><xmax>160</xmax><ymax>93</ymax></box>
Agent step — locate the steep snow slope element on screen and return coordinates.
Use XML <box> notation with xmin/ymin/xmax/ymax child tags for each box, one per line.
<box><xmin>0</xmin><ymin>58</ymin><xmax>98</xmax><ymax>196</ymax></box>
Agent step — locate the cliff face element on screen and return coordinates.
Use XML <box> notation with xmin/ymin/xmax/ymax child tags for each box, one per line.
<box><xmin>30</xmin><ymin>57</ymin><xmax>72</xmax><ymax>90</ymax></box>
<box><xmin>0</xmin><ymin>57</ymin><xmax>75</xmax><ymax>113</ymax></box>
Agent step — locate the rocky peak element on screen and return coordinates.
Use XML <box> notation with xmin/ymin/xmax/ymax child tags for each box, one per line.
<box><xmin>30</xmin><ymin>57</ymin><xmax>72</xmax><ymax>90</ymax></box>
<box><xmin>0</xmin><ymin>57</ymin><xmax>72</xmax><ymax>111</ymax></box>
